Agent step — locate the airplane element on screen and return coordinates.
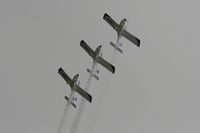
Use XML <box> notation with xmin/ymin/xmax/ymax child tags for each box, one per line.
<box><xmin>80</xmin><ymin>40</ymin><xmax>115</xmax><ymax>80</ymax></box>
<box><xmin>103</xmin><ymin>13</ymin><xmax>140</xmax><ymax>54</ymax></box>
<box><xmin>58</xmin><ymin>67</ymin><xmax>92</xmax><ymax>108</ymax></box>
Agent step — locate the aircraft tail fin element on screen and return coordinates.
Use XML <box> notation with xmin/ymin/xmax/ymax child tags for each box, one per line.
<box><xmin>64</xmin><ymin>96</ymin><xmax>76</xmax><ymax>108</ymax></box>
<box><xmin>110</xmin><ymin>42</ymin><xmax>123</xmax><ymax>54</ymax></box>
<box><xmin>87</xmin><ymin>68</ymin><xmax>99</xmax><ymax>80</ymax></box>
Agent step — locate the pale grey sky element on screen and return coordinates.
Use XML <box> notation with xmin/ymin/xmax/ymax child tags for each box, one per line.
<box><xmin>1</xmin><ymin>0</ymin><xmax>200</xmax><ymax>133</ymax></box>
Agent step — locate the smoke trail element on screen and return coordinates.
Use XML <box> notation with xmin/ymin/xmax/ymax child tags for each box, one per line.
<box><xmin>57</xmin><ymin>86</ymin><xmax>76</xmax><ymax>133</ymax></box>
<box><xmin>56</xmin><ymin>102</ymin><xmax>70</xmax><ymax>133</ymax></box>
<box><xmin>71</xmin><ymin>48</ymin><xmax>118</xmax><ymax>133</ymax></box>
<box><xmin>85</xmin><ymin>48</ymin><xmax>118</xmax><ymax>133</ymax></box>
<box><xmin>70</xmin><ymin>62</ymin><xmax>97</xmax><ymax>133</ymax></box>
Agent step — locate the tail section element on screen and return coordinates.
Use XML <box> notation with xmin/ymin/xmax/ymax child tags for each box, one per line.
<box><xmin>87</xmin><ymin>68</ymin><xmax>99</xmax><ymax>80</ymax></box>
<box><xmin>110</xmin><ymin>42</ymin><xmax>123</xmax><ymax>54</ymax></box>
<box><xmin>64</xmin><ymin>96</ymin><xmax>76</xmax><ymax>108</ymax></box>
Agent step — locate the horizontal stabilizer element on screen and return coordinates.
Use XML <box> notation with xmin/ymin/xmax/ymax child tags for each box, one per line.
<box><xmin>64</xmin><ymin>96</ymin><xmax>76</xmax><ymax>108</ymax></box>
<box><xmin>87</xmin><ymin>68</ymin><xmax>99</xmax><ymax>80</ymax></box>
<box><xmin>110</xmin><ymin>42</ymin><xmax>123</xmax><ymax>54</ymax></box>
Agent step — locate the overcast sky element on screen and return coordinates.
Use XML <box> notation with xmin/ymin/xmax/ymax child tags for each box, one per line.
<box><xmin>1</xmin><ymin>0</ymin><xmax>200</xmax><ymax>133</ymax></box>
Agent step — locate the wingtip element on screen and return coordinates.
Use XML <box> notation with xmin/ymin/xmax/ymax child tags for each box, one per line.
<box><xmin>136</xmin><ymin>38</ymin><xmax>140</xmax><ymax>47</ymax></box>
<box><xmin>80</xmin><ymin>40</ymin><xmax>83</xmax><ymax>45</ymax></box>
<box><xmin>80</xmin><ymin>40</ymin><xmax>84</xmax><ymax>43</ymax></box>
<box><xmin>103</xmin><ymin>13</ymin><xmax>109</xmax><ymax>19</ymax></box>
<box><xmin>89</xmin><ymin>95</ymin><xmax>92</xmax><ymax>103</ymax></box>
<box><xmin>80</xmin><ymin>40</ymin><xmax>86</xmax><ymax>45</ymax></box>
<box><xmin>58</xmin><ymin>67</ymin><xmax>63</xmax><ymax>73</ymax></box>
<box><xmin>112</xmin><ymin>65</ymin><xmax>115</xmax><ymax>74</ymax></box>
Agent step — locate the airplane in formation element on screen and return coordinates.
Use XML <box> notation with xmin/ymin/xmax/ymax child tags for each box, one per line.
<box><xmin>80</xmin><ymin>40</ymin><xmax>115</xmax><ymax>80</ymax></box>
<box><xmin>58</xmin><ymin>67</ymin><xmax>92</xmax><ymax>108</ymax></box>
<box><xmin>103</xmin><ymin>13</ymin><xmax>140</xmax><ymax>54</ymax></box>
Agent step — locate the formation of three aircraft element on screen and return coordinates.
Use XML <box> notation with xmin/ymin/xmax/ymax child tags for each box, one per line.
<box><xmin>58</xmin><ymin>13</ymin><xmax>140</xmax><ymax>108</ymax></box>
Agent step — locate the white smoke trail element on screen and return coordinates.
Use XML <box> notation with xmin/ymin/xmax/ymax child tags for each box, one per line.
<box><xmin>85</xmin><ymin>48</ymin><xmax>118</xmax><ymax>133</ymax></box>
<box><xmin>71</xmin><ymin>47</ymin><xmax>118</xmax><ymax>133</ymax></box>
<box><xmin>56</xmin><ymin>92</ymin><xmax>73</xmax><ymax>133</ymax></box>
<box><xmin>56</xmin><ymin>102</ymin><xmax>70</xmax><ymax>133</ymax></box>
<box><xmin>70</xmin><ymin>62</ymin><xmax>97</xmax><ymax>133</ymax></box>
<box><xmin>56</xmin><ymin>82</ymin><xmax>77</xmax><ymax>133</ymax></box>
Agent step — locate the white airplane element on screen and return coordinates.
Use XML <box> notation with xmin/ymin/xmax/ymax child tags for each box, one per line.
<box><xmin>80</xmin><ymin>40</ymin><xmax>115</xmax><ymax>80</ymax></box>
<box><xmin>58</xmin><ymin>68</ymin><xmax>92</xmax><ymax>108</ymax></box>
<box><xmin>103</xmin><ymin>13</ymin><xmax>140</xmax><ymax>54</ymax></box>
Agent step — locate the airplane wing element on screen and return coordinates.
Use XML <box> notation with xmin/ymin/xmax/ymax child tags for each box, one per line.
<box><xmin>58</xmin><ymin>68</ymin><xmax>72</xmax><ymax>84</ymax></box>
<box><xmin>103</xmin><ymin>13</ymin><xmax>119</xmax><ymax>32</ymax></box>
<box><xmin>75</xmin><ymin>85</ymin><xmax>92</xmax><ymax>103</ymax></box>
<box><xmin>121</xmin><ymin>30</ymin><xmax>140</xmax><ymax>47</ymax></box>
<box><xmin>80</xmin><ymin>40</ymin><xmax>95</xmax><ymax>58</ymax></box>
<box><xmin>65</xmin><ymin>96</ymin><xmax>76</xmax><ymax>108</ymax></box>
<box><xmin>98</xmin><ymin>57</ymin><xmax>115</xmax><ymax>73</ymax></box>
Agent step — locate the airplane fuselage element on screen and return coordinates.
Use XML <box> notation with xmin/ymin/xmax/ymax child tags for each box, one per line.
<box><xmin>70</xmin><ymin>74</ymin><xmax>79</xmax><ymax>92</ymax></box>
<box><xmin>93</xmin><ymin>45</ymin><xmax>102</xmax><ymax>64</ymax></box>
<box><xmin>117</xmin><ymin>19</ymin><xmax>127</xmax><ymax>39</ymax></box>
<box><xmin>86</xmin><ymin>46</ymin><xmax>101</xmax><ymax>80</ymax></box>
<box><xmin>67</xmin><ymin>74</ymin><xmax>79</xmax><ymax>103</ymax></box>
<box><xmin>62</xmin><ymin>73</ymin><xmax>79</xmax><ymax>106</ymax></box>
